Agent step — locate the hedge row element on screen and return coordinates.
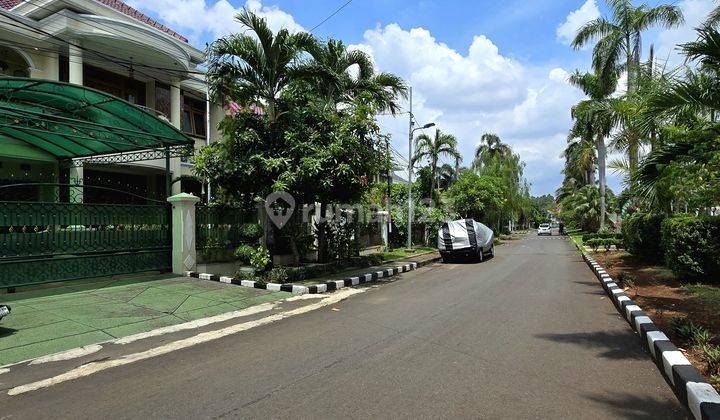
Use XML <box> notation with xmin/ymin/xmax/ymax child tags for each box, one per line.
<box><xmin>661</xmin><ymin>215</ymin><xmax>720</xmax><ymax>282</ymax></box>
<box><xmin>582</xmin><ymin>232</ymin><xmax>622</xmax><ymax>242</ymax></box>
<box><xmin>621</xmin><ymin>212</ymin><xmax>720</xmax><ymax>283</ymax></box>
<box><xmin>621</xmin><ymin>212</ymin><xmax>664</xmax><ymax>261</ymax></box>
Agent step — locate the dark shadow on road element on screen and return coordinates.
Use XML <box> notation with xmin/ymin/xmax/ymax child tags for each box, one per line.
<box><xmin>583</xmin><ymin>391</ymin><xmax>686</xmax><ymax>419</ymax></box>
<box><xmin>0</xmin><ymin>326</ymin><xmax>17</xmax><ymax>337</ymax></box>
<box><xmin>535</xmin><ymin>331</ymin><xmax>649</xmax><ymax>360</ymax></box>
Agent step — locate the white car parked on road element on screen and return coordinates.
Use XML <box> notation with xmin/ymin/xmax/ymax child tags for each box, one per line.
<box><xmin>538</xmin><ymin>223</ymin><xmax>551</xmax><ymax>236</ymax></box>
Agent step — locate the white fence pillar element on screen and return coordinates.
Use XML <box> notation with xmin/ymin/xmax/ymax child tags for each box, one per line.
<box><xmin>168</xmin><ymin>193</ymin><xmax>200</xmax><ymax>274</ymax></box>
<box><xmin>378</xmin><ymin>211</ymin><xmax>389</xmax><ymax>250</ymax></box>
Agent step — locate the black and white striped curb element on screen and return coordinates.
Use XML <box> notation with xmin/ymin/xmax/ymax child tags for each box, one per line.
<box><xmin>184</xmin><ymin>261</ymin><xmax>428</xmax><ymax>295</ymax></box>
<box><xmin>574</xmin><ymin>240</ymin><xmax>720</xmax><ymax>420</ymax></box>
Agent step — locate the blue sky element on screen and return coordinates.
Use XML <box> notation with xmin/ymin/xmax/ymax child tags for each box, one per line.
<box><xmin>132</xmin><ymin>0</ymin><xmax>716</xmax><ymax>196</ymax></box>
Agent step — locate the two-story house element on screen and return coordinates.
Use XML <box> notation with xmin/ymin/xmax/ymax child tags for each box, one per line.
<box><xmin>0</xmin><ymin>0</ymin><xmax>225</xmax><ymax>202</ymax></box>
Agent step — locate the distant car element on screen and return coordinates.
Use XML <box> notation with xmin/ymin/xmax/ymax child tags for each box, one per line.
<box><xmin>0</xmin><ymin>305</ymin><xmax>10</xmax><ymax>322</ymax></box>
<box><xmin>438</xmin><ymin>219</ymin><xmax>494</xmax><ymax>263</ymax></box>
<box><xmin>538</xmin><ymin>223</ymin><xmax>551</xmax><ymax>236</ymax></box>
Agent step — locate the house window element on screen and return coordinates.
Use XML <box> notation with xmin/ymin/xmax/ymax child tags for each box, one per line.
<box><xmin>0</xmin><ymin>47</ymin><xmax>30</xmax><ymax>77</ymax></box>
<box><xmin>83</xmin><ymin>65</ymin><xmax>146</xmax><ymax>105</ymax></box>
<box><xmin>182</xmin><ymin>96</ymin><xmax>206</xmax><ymax>137</ymax></box>
<box><xmin>155</xmin><ymin>83</ymin><xmax>171</xmax><ymax>118</ymax></box>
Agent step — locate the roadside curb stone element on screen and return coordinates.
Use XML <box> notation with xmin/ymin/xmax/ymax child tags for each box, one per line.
<box><xmin>571</xmin><ymin>237</ymin><xmax>720</xmax><ymax>419</ymax></box>
<box><xmin>185</xmin><ymin>255</ymin><xmax>441</xmax><ymax>295</ymax></box>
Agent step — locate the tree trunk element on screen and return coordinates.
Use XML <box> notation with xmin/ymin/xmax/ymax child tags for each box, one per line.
<box><xmin>597</xmin><ymin>134</ymin><xmax>607</xmax><ymax>229</ymax></box>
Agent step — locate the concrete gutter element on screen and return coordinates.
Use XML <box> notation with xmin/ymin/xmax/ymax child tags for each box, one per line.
<box><xmin>186</xmin><ymin>254</ymin><xmax>442</xmax><ymax>295</ymax></box>
<box><xmin>570</xmin><ymin>237</ymin><xmax>720</xmax><ymax>420</ymax></box>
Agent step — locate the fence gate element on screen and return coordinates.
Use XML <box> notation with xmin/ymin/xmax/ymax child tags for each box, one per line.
<box><xmin>0</xmin><ymin>184</ymin><xmax>171</xmax><ymax>288</ymax></box>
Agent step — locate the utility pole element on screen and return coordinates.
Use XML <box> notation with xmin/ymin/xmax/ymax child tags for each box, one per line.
<box><xmin>386</xmin><ymin>136</ymin><xmax>392</xmax><ymax>240</ymax></box>
<box><xmin>407</xmin><ymin>87</ymin><xmax>414</xmax><ymax>250</ymax></box>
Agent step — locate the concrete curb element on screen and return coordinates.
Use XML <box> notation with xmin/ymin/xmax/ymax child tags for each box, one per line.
<box><xmin>571</xmin><ymin>238</ymin><xmax>720</xmax><ymax>420</ymax></box>
<box><xmin>185</xmin><ymin>256</ymin><xmax>440</xmax><ymax>295</ymax></box>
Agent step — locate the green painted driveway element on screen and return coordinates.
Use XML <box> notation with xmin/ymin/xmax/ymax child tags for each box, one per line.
<box><xmin>0</xmin><ymin>276</ymin><xmax>290</xmax><ymax>366</ymax></box>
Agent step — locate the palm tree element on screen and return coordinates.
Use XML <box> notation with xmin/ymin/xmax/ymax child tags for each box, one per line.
<box><xmin>571</xmin><ymin>0</ymin><xmax>683</xmax><ymax>173</ymax></box>
<box><xmin>571</xmin><ymin>0</ymin><xmax>683</xmax><ymax>92</ymax></box>
<box><xmin>308</xmin><ymin>39</ymin><xmax>408</xmax><ymax>114</ymax></box>
<box><xmin>473</xmin><ymin>133</ymin><xmax>510</xmax><ymax>172</ymax></box>
<box><xmin>207</xmin><ymin>9</ymin><xmax>319</xmax><ymax>122</ymax></box>
<box><xmin>568</xmin><ymin>70</ymin><xmax>617</xmax><ymax>228</ymax></box>
<box><xmin>411</xmin><ymin>129</ymin><xmax>462</xmax><ymax>200</ymax></box>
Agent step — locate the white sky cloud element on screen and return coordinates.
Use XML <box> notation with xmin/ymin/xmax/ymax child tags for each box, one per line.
<box><xmin>556</xmin><ymin>0</ymin><xmax>600</xmax><ymax>47</ymax></box>
<box><xmin>354</xmin><ymin>24</ymin><xmax>584</xmax><ymax>194</ymax></box>
<box><xmin>129</xmin><ymin>0</ymin><xmax>304</xmax><ymax>44</ymax></box>
<box><xmin>655</xmin><ymin>0</ymin><xmax>716</xmax><ymax>67</ymax></box>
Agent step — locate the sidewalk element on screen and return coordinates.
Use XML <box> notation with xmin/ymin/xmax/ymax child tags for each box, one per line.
<box><xmin>0</xmin><ymin>274</ymin><xmax>290</xmax><ymax>366</ymax></box>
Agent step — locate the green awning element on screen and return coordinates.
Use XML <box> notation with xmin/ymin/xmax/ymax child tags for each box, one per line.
<box><xmin>0</xmin><ymin>77</ymin><xmax>194</xmax><ymax>160</ymax></box>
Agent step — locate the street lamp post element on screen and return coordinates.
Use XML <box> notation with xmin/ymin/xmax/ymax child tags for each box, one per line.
<box><xmin>406</xmin><ymin>87</ymin><xmax>435</xmax><ymax>250</ymax></box>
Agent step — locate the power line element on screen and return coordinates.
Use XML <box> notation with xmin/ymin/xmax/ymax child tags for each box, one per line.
<box><xmin>309</xmin><ymin>0</ymin><xmax>353</xmax><ymax>32</ymax></box>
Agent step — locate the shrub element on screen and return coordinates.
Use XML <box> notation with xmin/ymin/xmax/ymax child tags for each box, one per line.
<box><xmin>702</xmin><ymin>345</ymin><xmax>720</xmax><ymax>376</ymax></box>
<box><xmin>622</xmin><ymin>212</ymin><xmax>664</xmax><ymax>261</ymax></box>
<box><xmin>693</xmin><ymin>327</ymin><xmax>714</xmax><ymax>348</ymax></box>
<box><xmin>671</xmin><ymin>317</ymin><xmax>700</xmax><ymax>341</ymax></box>
<box><xmin>234</xmin><ymin>244</ymin><xmax>255</xmax><ymax>264</ymax></box>
<box><xmin>238</xmin><ymin>223</ymin><xmax>263</xmax><ymax>245</ymax></box>
<box><xmin>249</xmin><ymin>246</ymin><xmax>272</xmax><ymax>271</ymax></box>
<box><xmin>661</xmin><ymin>215</ymin><xmax>720</xmax><ymax>282</ymax></box>
<box><xmin>586</xmin><ymin>237</ymin><xmax>621</xmax><ymax>252</ymax></box>
<box><xmin>263</xmin><ymin>267</ymin><xmax>289</xmax><ymax>284</ymax></box>
<box><xmin>586</xmin><ymin>238</ymin><xmax>602</xmax><ymax>251</ymax></box>
<box><xmin>581</xmin><ymin>232</ymin><xmax>622</xmax><ymax>242</ymax></box>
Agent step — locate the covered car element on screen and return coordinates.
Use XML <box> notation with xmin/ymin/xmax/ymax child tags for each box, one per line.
<box><xmin>438</xmin><ymin>219</ymin><xmax>494</xmax><ymax>262</ymax></box>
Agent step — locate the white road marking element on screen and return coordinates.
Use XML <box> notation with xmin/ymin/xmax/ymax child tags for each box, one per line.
<box><xmin>29</xmin><ymin>345</ymin><xmax>103</xmax><ymax>365</ymax></box>
<box><xmin>113</xmin><ymin>302</ymin><xmax>279</xmax><ymax>345</ymax></box>
<box><xmin>0</xmin><ymin>368</ymin><xmax>9</xmax><ymax>375</ymax></box>
<box><xmin>8</xmin><ymin>288</ymin><xmax>365</xmax><ymax>396</ymax></box>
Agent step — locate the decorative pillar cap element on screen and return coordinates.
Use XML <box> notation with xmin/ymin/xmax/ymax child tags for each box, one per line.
<box><xmin>167</xmin><ymin>193</ymin><xmax>201</xmax><ymax>204</ymax></box>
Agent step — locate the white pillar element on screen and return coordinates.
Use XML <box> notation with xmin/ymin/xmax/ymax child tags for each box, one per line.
<box><xmin>168</xmin><ymin>193</ymin><xmax>200</xmax><ymax>274</ymax></box>
<box><xmin>170</xmin><ymin>79</ymin><xmax>181</xmax><ymax>128</ymax></box>
<box><xmin>68</xmin><ymin>42</ymin><xmax>83</xmax><ymax>85</ymax></box>
<box><xmin>378</xmin><ymin>211</ymin><xmax>389</xmax><ymax>250</ymax></box>
<box><xmin>145</xmin><ymin>79</ymin><xmax>156</xmax><ymax>110</ymax></box>
<box><xmin>169</xmin><ymin>79</ymin><xmax>183</xmax><ymax>195</ymax></box>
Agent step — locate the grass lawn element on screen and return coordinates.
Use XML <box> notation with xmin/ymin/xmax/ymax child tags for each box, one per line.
<box><xmin>685</xmin><ymin>283</ymin><xmax>720</xmax><ymax>312</ymax></box>
<box><xmin>370</xmin><ymin>246</ymin><xmax>435</xmax><ymax>262</ymax></box>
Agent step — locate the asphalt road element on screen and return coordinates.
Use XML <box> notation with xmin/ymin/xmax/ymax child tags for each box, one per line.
<box><xmin>0</xmin><ymin>233</ymin><xmax>685</xmax><ymax>419</ymax></box>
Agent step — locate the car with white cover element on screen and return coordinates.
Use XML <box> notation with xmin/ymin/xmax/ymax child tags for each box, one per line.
<box><xmin>0</xmin><ymin>305</ymin><xmax>9</xmax><ymax>322</ymax></box>
<box><xmin>438</xmin><ymin>219</ymin><xmax>494</xmax><ymax>263</ymax></box>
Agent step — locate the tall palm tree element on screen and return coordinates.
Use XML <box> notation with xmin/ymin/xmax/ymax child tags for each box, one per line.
<box><xmin>568</xmin><ymin>70</ymin><xmax>617</xmax><ymax>228</ymax></box>
<box><xmin>207</xmin><ymin>9</ymin><xmax>319</xmax><ymax>122</ymax></box>
<box><xmin>473</xmin><ymin>133</ymin><xmax>510</xmax><ymax>172</ymax></box>
<box><xmin>571</xmin><ymin>0</ymin><xmax>683</xmax><ymax>172</ymax></box>
<box><xmin>411</xmin><ymin>129</ymin><xmax>461</xmax><ymax>199</ymax></box>
<box><xmin>308</xmin><ymin>39</ymin><xmax>408</xmax><ymax>114</ymax></box>
<box><xmin>571</xmin><ymin>0</ymin><xmax>683</xmax><ymax>92</ymax></box>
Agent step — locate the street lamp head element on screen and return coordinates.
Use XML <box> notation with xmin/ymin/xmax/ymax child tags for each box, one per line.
<box><xmin>423</xmin><ymin>123</ymin><xmax>436</xmax><ymax>129</ymax></box>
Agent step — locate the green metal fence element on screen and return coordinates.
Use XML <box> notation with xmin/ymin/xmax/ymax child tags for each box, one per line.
<box><xmin>195</xmin><ymin>205</ymin><xmax>256</xmax><ymax>251</ymax></box>
<box><xmin>0</xmin><ymin>184</ymin><xmax>171</xmax><ymax>288</ymax></box>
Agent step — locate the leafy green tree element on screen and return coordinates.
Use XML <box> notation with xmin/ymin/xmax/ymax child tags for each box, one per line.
<box><xmin>195</xmin><ymin>83</ymin><xmax>385</xmax><ymax>262</ymax></box>
<box><xmin>446</xmin><ymin>170</ymin><xmax>504</xmax><ymax>224</ymax></box>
